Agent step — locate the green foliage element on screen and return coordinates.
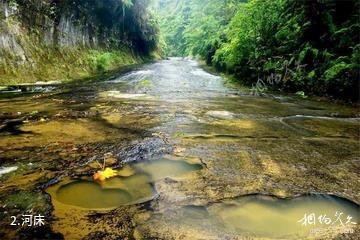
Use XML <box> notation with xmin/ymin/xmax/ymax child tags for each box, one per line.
<box><xmin>86</xmin><ymin>49</ymin><xmax>139</xmax><ymax>73</ymax></box>
<box><xmin>0</xmin><ymin>47</ymin><xmax>141</xmax><ymax>84</ymax></box>
<box><xmin>156</xmin><ymin>0</ymin><xmax>359</xmax><ymax>101</ymax></box>
<box><xmin>0</xmin><ymin>0</ymin><xmax>157</xmax><ymax>83</ymax></box>
<box><xmin>88</xmin><ymin>51</ymin><xmax>113</xmax><ymax>73</ymax></box>
<box><xmin>323</xmin><ymin>62</ymin><xmax>351</xmax><ymax>81</ymax></box>
<box><xmin>121</xmin><ymin>0</ymin><xmax>133</xmax><ymax>8</ymax></box>
<box><xmin>154</xmin><ymin>0</ymin><xmax>241</xmax><ymax>61</ymax></box>
<box><xmin>295</xmin><ymin>91</ymin><xmax>307</xmax><ymax>98</ymax></box>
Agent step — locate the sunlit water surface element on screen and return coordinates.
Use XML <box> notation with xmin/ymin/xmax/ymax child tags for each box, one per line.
<box><xmin>47</xmin><ymin>158</ymin><xmax>203</xmax><ymax>209</ymax></box>
<box><xmin>1</xmin><ymin>58</ymin><xmax>359</xmax><ymax>239</ymax></box>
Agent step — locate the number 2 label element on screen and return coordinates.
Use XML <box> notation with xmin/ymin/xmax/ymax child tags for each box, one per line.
<box><xmin>10</xmin><ymin>216</ymin><xmax>17</xmax><ymax>225</ymax></box>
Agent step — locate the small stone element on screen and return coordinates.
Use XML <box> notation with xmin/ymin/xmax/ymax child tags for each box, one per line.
<box><xmin>206</xmin><ymin>111</ymin><xmax>235</xmax><ymax>119</ymax></box>
<box><xmin>105</xmin><ymin>157</ymin><xmax>117</xmax><ymax>166</ymax></box>
<box><xmin>88</xmin><ymin>161</ymin><xmax>101</xmax><ymax>169</ymax></box>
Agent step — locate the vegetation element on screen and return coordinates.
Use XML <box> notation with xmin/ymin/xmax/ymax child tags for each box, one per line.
<box><xmin>87</xmin><ymin>49</ymin><xmax>140</xmax><ymax>73</ymax></box>
<box><xmin>154</xmin><ymin>0</ymin><xmax>360</xmax><ymax>101</ymax></box>
<box><xmin>0</xmin><ymin>47</ymin><xmax>142</xmax><ymax>84</ymax></box>
<box><xmin>1</xmin><ymin>0</ymin><xmax>359</xmax><ymax>101</ymax></box>
<box><xmin>0</xmin><ymin>0</ymin><xmax>160</xmax><ymax>84</ymax></box>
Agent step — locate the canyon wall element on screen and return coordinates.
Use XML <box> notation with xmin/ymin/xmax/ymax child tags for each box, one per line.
<box><xmin>0</xmin><ymin>0</ymin><xmax>159</xmax><ymax>84</ymax></box>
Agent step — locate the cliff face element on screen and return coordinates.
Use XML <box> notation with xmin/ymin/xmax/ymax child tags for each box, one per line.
<box><xmin>0</xmin><ymin>0</ymin><xmax>159</xmax><ymax>84</ymax></box>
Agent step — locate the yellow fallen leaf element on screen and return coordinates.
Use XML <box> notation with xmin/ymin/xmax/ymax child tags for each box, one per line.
<box><xmin>93</xmin><ymin>167</ymin><xmax>117</xmax><ymax>181</ymax></box>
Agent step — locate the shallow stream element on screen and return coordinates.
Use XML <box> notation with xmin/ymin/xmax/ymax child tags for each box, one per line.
<box><xmin>0</xmin><ymin>58</ymin><xmax>359</xmax><ymax>239</ymax></box>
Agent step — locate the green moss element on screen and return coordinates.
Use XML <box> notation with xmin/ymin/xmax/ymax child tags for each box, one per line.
<box><xmin>88</xmin><ymin>51</ymin><xmax>111</xmax><ymax>72</ymax></box>
<box><xmin>0</xmin><ymin>47</ymin><xmax>143</xmax><ymax>85</ymax></box>
<box><xmin>4</xmin><ymin>191</ymin><xmax>50</xmax><ymax>212</ymax></box>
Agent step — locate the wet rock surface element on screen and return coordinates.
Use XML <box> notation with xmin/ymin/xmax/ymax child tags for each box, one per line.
<box><xmin>0</xmin><ymin>58</ymin><xmax>359</xmax><ymax>239</ymax></box>
<box><xmin>116</xmin><ymin>137</ymin><xmax>173</xmax><ymax>164</ymax></box>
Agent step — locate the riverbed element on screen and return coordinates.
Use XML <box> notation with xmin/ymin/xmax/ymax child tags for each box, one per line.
<box><xmin>0</xmin><ymin>58</ymin><xmax>359</xmax><ymax>239</ymax></box>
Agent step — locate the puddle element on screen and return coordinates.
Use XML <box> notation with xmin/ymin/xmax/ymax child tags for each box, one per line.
<box><xmin>165</xmin><ymin>194</ymin><xmax>359</xmax><ymax>239</ymax></box>
<box><xmin>47</xmin><ymin>158</ymin><xmax>203</xmax><ymax>209</ymax></box>
<box><xmin>54</xmin><ymin>179</ymin><xmax>134</xmax><ymax>209</ymax></box>
<box><xmin>213</xmin><ymin>194</ymin><xmax>359</xmax><ymax>238</ymax></box>
<box><xmin>133</xmin><ymin>158</ymin><xmax>203</xmax><ymax>181</ymax></box>
<box><xmin>47</xmin><ymin>174</ymin><xmax>155</xmax><ymax>209</ymax></box>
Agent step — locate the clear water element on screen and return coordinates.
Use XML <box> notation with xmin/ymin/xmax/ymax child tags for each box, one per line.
<box><xmin>55</xmin><ymin>180</ymin><xmax>134</xmax><ymax>209</ymax></box>
<box><xmin>48</xmin><ymin>158</ymin><xmax>203</xmax><ymax>209</ymax></box>
<box><xmin>155</xmin><ymin>194</ymin><xmax>360</xmax><ymax>239</ymax></box>
<box><xmin>210</xmin><ymin>194</ymin><xmax>360</xmax><ymax>238</ymax></box>
<box><xmin>1</xmin><ymin>58</ymin><xmax>359</xmax><ymax>239</ymax></box>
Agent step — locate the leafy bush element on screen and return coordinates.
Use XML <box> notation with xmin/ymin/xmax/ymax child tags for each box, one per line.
<box><xmin>88</xmin><ymin>51</ymin><xmax>114</xmax><ymax>72</ymax></box>
<box><xmin>157</xmin><ymin>0</ymin><xmax>359</xmax><ymax>101</ymax></box>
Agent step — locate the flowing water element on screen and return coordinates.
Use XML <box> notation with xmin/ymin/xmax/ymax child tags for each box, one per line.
<box><xmin>0</xmin><ymin>58</ymin><xmax>359</xmax><ymax>239</ymax></box>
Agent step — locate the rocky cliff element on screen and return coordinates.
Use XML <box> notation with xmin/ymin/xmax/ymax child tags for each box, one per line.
<box><xmin>0</xmin><ymin>0</ymin><xmax>159</xmax><ymax>84</ymax></box>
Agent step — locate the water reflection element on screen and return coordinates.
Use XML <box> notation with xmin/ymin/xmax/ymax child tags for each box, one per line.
<box><xmin>156</xmin><ymin>193</ymin><xmax>360</xmax><ymax>239</ymax></box>
<box><xmin>48</xmin><ymin>158</ymin><xmax>203</xmax><ymax>209</ymax></box>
